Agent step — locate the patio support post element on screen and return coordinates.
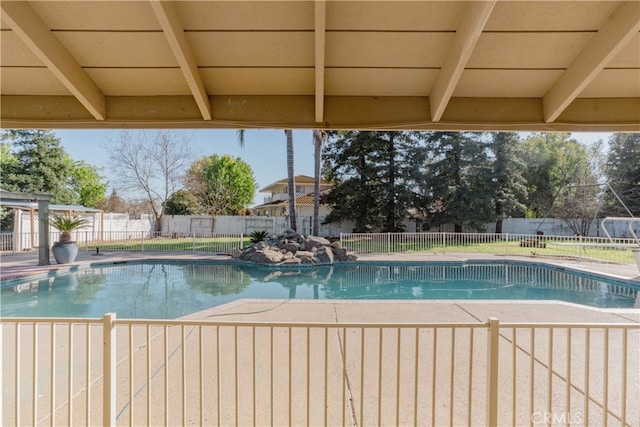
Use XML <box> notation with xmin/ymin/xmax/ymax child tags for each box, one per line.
<box><xmin>486</xmin><ymin>317</ymin><xmax>499</xmax><ymax>427</ymax></box>
<box><xmin>37</xmin><ymin>198</ymin><xmax>50</xmax><ymax>265</ymax></box>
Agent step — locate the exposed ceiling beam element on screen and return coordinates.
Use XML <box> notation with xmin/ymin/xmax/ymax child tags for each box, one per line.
<box><xmin>543</xmin><ymin>1</ymin><xmax>640</xmax><ymax>123</ymax></box>
<box><xmin>3</xmin><ymin>95</ymin><xmax>638</xmax><ymax>131</ymax></box>
<box><xmin>0</xmin><ymin>1</ymin><xmax>106</xmax><ymax>120</ymax></box>
<box><xmin>429</xmin><ymin>0</ymin><xmax>496</xmax><ymax>122</ymax></box>
<box><xmin>150</xmin><ymin>0</ymin><xmax>212</xmax><ymax>121</ymax></box>
<box><xmin>314</xmin><ymin>0</ymin><xmax>326</xmax><ymax>124</ymax></box>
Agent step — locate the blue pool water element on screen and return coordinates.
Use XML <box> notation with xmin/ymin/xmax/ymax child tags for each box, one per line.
<box><xmin>1</xmin><ymin>261</ymin><xmax>638</xmax><ymax>318</ymax></box>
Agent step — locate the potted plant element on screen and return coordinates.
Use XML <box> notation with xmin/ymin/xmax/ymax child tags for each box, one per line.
<box><xmin>50</xmin><ymin>214</ymin><xmax>89</xmax><ymax>264</ymax></box>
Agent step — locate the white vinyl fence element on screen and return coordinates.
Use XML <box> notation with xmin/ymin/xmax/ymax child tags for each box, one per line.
<box><xmin>162</xmin><ymin>215</ymin><xmax>352</xmax><ymax>238</ymax></box>
<box><xmin>2</xmin><ymin>316</ymin><xmax>638</xmax><ymax>426</ymax></box>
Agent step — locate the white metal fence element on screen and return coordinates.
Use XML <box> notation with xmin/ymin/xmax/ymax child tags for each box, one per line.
<box><xmin>2</xmin><ymin>315</ymin><xmax>638</xmax><ymax>426</ymax></box>
<box><xmin>3</xmin><ymin>230</ymin><xmax>639</xmax><ymax>266</ymax></box>
<box><xmin>340</xmin><ymin>232</ymin><xmax>640</xmax><ymax>265</ymax></box>
<box><xmin>1</xmin><ymin>231</ymin><xmax>246</xmax><ymax>255</ymax></box>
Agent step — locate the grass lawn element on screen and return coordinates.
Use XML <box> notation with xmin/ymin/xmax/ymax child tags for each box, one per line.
<box><xmin>342</xmin><ymin>237</ymin><xmax>637</xmax><ymax>264</ymax></box>
<box><xmin>84</xmin><ymin>236</ymin><xmax>252</xmax><ymax>253</ymax></box>
<box><xmin>81</xmin><ymin>234</ymin><xmax>636</xmax><ymax>265</ymax></box>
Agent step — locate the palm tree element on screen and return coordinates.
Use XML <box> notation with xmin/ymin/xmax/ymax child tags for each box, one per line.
<box><xmin>312</xmin><ymin>130</ymin><xmax>327</xmax><ymax>235</ymax></box>
<box><xmin>237</xmin><ymin>129</ymin><xmax>297</xmax><ymax>231</ymax></box>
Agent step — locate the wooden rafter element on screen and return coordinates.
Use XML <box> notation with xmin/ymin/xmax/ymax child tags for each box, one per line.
<box><xmin>0</xmin><ymin>1</ymin><xmax>106</xmax><ymax>120</ymax></box>
<box><xmin>315</xmin><ymin>0</ymin><xmax>327</xmax><ymax>124</ymax></box>
<box><xmin>543</xmin><ymin>1</ymin><xmax>640</xmax><ymax>123</ymax></box>
<box><xmin>429</xmin><ymin>0</ymin><xmax>496</xmax><ymax>122</ymax></box>
<box><xmin>150</xmin><ymin>0</ymin><xmax>212</xmax><ymax>121</ymax></box>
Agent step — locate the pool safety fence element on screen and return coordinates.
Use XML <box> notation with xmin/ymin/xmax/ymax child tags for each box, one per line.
<box><xmin>2</xmin><ymin>231</ymin><xmax>639</xmax><ymax>266</ymax></box>
<box><xmin>341</xmin><ymin>232</ymin><xmax>640</xmax><ymax>265</ymax></box>
<box><xmin>2</xmin><ymin>231</ymin><xmax>246</xmax><ymax>255</ymax></box>
<box><xmin>2</xmin><ymin>315</ymin><xmax>639</xmax><ymax>426</ymax></box>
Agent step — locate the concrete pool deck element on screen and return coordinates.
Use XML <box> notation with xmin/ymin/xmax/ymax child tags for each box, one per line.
<box><xmin>2</xmin><ymin>250</ymin><xmax>639</xmax><ymax>425</ymax></box>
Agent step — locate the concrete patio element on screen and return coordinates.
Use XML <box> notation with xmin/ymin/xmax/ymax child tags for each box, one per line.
<box><xmin>2</xmin><ymin>250</ymin><xmax>639</xmax><ymax>426</ymax></box>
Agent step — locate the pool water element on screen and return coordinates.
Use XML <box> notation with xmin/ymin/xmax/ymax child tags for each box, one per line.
<box><xmin>1</xmin><ymin>261</ymin><xmax>638</xmax><ymax>318</ymax></box>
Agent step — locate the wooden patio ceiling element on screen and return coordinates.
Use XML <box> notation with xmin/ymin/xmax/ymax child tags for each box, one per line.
<box><xmin>1</xmin><ymin>1</ymin><xmax>639</xmax><ymax>131</ymax></box>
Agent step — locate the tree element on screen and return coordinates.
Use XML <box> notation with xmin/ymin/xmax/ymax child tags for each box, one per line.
<box><xmin>103</xmin><ymin>189</ymin><xmax>126</xmax><ymax>213</ymax></box>
<box><xmin>0</xmin><ymin>142</ymin><xmax>18</xmax><ymax>191</ymax></box>
<box><xmin>312</xmin><ymin>130</ymin><xmax>327</xmax><ymax>235</ymax></box>
<box><xmin>520</xmin><ymin>133</ymin><xmax>592</xmax><ymax>218</ymax></box>
<box><xmin>104</xmin><ymin>131</ymin><xmax>195</xmax><ymax>231</ymax></box>
<box><xmin>0</xmin><ymin>142</ymin><xmax>19</xmax><ymax>230</ymax></box>
<box><xmin>165</xmin><ymin>189</ymin><xmax>201</xmax><ymax>215</ymax></box>
<box><xmin>69</xmin><ymin>161</ymin><xmax>108</xmax><ymax>208</ymax></box>
<box><xmin>605</xmin><ymin>133</ymin><xmax>640</xmax><ymax>216</ymax></box>
<box><xmin>413</xmin><ymin>132</ymin><xmax>493</xmax><ymax>232</ymax></box>
<box><xmin>284</xmin><ymin>130</ymin><xmax>297</xmax><ymax>230</ymax></box>
<box><xmin>185</xmin><ymin>154</ymin><xmax>257</xmax><ymax>215</ymax></box>
<box><xmin>489</xmin><ymin>132</ymin><xmax>527</xmax><ymax>233</ymax></box>
<box><xmin>0</xmin><ymin>130</ymin><xmax>76</xmax><ymax>204</ymax></box>
<box><xmin>323</xmin><ymin>131</ymin><xmax>381</xmax><ymax>232</ymax></box>
<box><xmin>552</xmin><ymin>140</ymin><xmax>605</xmax><ymax>235</ymax></box>
<box><xmin>323</xmin><ymin>131</ymin><xmax>417</xmax><ymax>232</ymax></box>
<box><xmin>238</xmin><ymin>129</ymin><xmax>298</xmax><ymax>231</ymax></box>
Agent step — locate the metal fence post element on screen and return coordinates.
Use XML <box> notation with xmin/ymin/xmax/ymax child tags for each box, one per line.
<box><xmin>387</xmin><ymin>232</ymin><xmax>391</xmax><ymax>254</ymax></box>
<box><xmin>103</xmin><ymin>313</ymin><xmax>117</xmax><ymax>427</ymax></box>
<box><xmin>141</xmin><ymin>231</ymin><xmax>145</xmax><ymax>252</ymax></box>
<box><xmin>486</xmin><ymin>317</ymin><xmax>499</xmax><ymax>427</ymax></box>
<box><xmin>505</xmin><ymin>233</ymin><xmax>509</xmax><ymax>256</ymax></box>
<box><xmin>579</xmin><ymin>234</ymin><xmax>583</xmax><ymax>260</ymax></box>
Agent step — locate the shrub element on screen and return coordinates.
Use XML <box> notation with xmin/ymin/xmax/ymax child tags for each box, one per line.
<box><xmin>249</xmin><ymin>230</ymin><xmax>269</xmax><ymax>243</ymax></box>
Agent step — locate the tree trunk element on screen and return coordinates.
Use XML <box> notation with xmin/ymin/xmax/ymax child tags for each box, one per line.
<box><xmin>386</xmin><ymin>132</ymin><xmax>396</xmax><ymax>232</ymax></box>
<box><xmin>312</xmin><ymin>130</ymin><xmax>326</xmax><ymax>236</ymax></box>
<box><xmin>285</xmin><ymin>130</ymin><xmax>297</xmax><ymax>231</ymax></box>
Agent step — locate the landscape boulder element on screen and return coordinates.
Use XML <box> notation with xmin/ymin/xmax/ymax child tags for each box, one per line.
<box><xmin>234</xmin><ymin>233</ymin><xmax>357</xmax><ymax>266</ymax></box>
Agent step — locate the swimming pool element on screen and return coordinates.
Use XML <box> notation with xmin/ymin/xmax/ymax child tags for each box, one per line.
<box><xmin>1</xmin><ymin>261</ymin><xmax>638</xmax><ymax>318</ymax></box>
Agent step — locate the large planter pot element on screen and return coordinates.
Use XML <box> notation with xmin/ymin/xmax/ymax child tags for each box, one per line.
<box><xmin>52</xmin><ymin>241</ymin><xmax>79</xmax><ymax>264</ymax></box>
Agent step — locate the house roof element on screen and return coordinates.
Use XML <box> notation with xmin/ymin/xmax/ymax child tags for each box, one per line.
<box><xmin>254</xmin><ymin>190</ymin><xmax>331</xmax><ymax>209</ymax></box>
<box><xmin>259</xmin><ymin>175</ymin><xmax>332</xmax><ymax>192</ymax></box>
<box><xmin>1</xmin><ymin>1</ymin><xmax>638</xmax><ymax>131</ymax></box>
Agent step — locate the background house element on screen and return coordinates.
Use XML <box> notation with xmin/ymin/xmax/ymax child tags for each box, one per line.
<box><xmin>254</xmin><ymin>175</ymin><xmax>333</xmax><ymax>217</ymax></box>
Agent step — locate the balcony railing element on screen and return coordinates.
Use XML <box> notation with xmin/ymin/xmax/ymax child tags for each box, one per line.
<box><xmin>2</xmin><ymin>315</ymin><xmax>638</xmax><ymax>426</ymax></box>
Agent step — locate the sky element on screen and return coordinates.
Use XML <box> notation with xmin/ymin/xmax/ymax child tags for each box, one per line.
<box><xmin>54</xmin><ymin>129</ymin><xmax>613</xmax><ymax>207</ymax></box>
<box><xmin>54</xmin><ymin>129</ymin><xmax>317</xmax><ymax>206</ymax></box>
